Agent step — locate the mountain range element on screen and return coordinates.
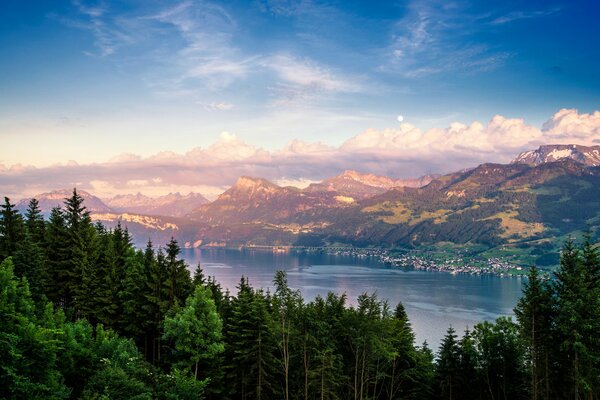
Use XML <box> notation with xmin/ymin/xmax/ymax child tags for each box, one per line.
<box><xmin>16</xmin><ymin>144</ymin><xmax>600</xmax><ymax>266</ymax></box>
<box><xmin>104</xmin><ymin>192</ymin><xmax>209</xmax><ymax>217</ymax></box>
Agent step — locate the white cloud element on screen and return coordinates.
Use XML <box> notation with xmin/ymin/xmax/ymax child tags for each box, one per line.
<box><xmin>2</xmin><ymin>109</ymin><xmax>599</xmax><ymax>201</ymax></box>
<box><xmin>542</xmin><ymin>109</ymin><xmax>600</xmax><ymax>142</ymax></box>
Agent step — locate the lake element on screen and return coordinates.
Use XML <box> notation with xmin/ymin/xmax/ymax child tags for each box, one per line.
<box><xmin>181</xmin><ymin>248</ymin><xmax>524</xmax><ymax>349</ymax></box>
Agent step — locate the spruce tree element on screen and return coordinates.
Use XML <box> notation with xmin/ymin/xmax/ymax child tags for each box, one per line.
<box><xmin>165</xmin><ymin>238</ymin><xmax>193</xmax><ymax>309</ymax></box>
<box><xmin>435</xmin><ymin>326</ymin><xmax>460</xmax><ymax>400</ymax></box>
<box><xmin>63</xmin><ymin>189</ymin><xmax>92</xmax><ymax>314</ymax></box>
<box><xmin>0</xmin><ymin>196</ymin><xmax>25</xmax><ymax>260</ymax></box>
<box><xmin>24</xmin><ymin>198</ymin><xmax>45</xmax><ymax>246</ymax></box>
<box><xmin>514</xmin><ymin>266</ymin><xmax>554</xmax><ymax>400</ymax></box>
<box><xmin>44</xmin><ymin>207</ymin><xmax>70</xmax><ymax>308</ymax></box>
<box><xmin>553</xmin><ymin>238</ymin><xmax>590</xmax><ymax>399</ymax></box>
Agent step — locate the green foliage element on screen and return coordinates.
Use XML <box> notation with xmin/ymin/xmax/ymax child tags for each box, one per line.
<box><xmin>163</xmin><ymin>285</ymin><xmax>224</xmax><ymax>381</ymax></box>
<box><xmin>2</xmin><ymin>191</ymin><xmax>600</xmax><ymax>400</ymax></box>
<box><xmin>0</xmin><ymin>197</ymin><xmax>26</xmax><ymax>260</ymax></box>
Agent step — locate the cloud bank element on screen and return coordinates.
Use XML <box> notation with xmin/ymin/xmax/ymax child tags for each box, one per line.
<box><xmin>2</xmin><ymin>109</ymin><xmax>599</xmax><ymax>200</ymax></box>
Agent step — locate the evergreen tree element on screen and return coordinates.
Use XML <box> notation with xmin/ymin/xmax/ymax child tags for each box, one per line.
<box><xmin>384</xmin><ymin>303</ymin><xmax>420</xmax><ymax>400</ymax></box>
<box><xmin>472</xmin><ymin>318</ymin><xmax>528</xmax><ymax>400</ymax></box>
<box><xmin>553</xmin><ymin>238</ymin><xmax>590</xmax><ymax>399</ymax></box>
<box><xmin>272</xmin><ymin>271</ymin><xmax>302</xmax><ymax>400</ymax></box>
<box><xmin>514</xmin><ymin>266</ymin><xmax>554</xmax><ymax>400</ymax></box>
<box><xmin>165</xmin><ymin>237</ymin><xmax>193</xmax><ymax>309</ymax></box>
<box><xmin>44</xmin><ymin>207</ymin><xmax>70</xmax><ymax>308</ymax></box>
<box><xmin>456</xmin><ymin>329</ymin><xmax>479</xmax><ymax>400</ymax></box>
<box><xmin>12</xmin><ymin>235</ymin><xmax>47</xmax><ymax>303</ymax></box>
<box><xmin>434</xmin><ymin>326</ymin><xmax>460</xmax><ymax>400</ymax></box>
<box><xmin>63</xmin><ymin>189</ymin><xmax>93</xmax><ymax>314</ymax></box>
<box><xmin>581</xmin><ymin>233</ymin><xmax>600</xmax><ymax>396</ymax></box>
<box><xmin>0</xmin><ymin>258</ymin><xmax>69</xmax><ymax>399</ymax></box>
<box><xmin>0</xmin><ymin>197</ymin><xmax>25</xmax><ymax>260</ymax></box>
<box><xmin>143</xmin><ymin>245</ymin><xmax>170</xmax><ymax>364</ymax></box>
<box><xmin>24</xmin><ymin>198</ymin><xmax>45</xmax><ymax>246</ymax></box>
<box><xmin>225</xmin><ymin>278</ymin><xmax>278</xmax><ymax>400</ymax></box>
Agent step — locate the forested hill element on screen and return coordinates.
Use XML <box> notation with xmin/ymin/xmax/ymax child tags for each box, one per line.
<box><xmin>1</xmin><ymin>190</ymin><xmax>599</xmax><ymax>399</ymax></box>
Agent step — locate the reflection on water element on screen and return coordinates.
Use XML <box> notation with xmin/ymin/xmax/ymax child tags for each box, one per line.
<box><xmin>182</xmin><ymin>248</ymin><xmax>523</xmax><ymax>349</ymax></box>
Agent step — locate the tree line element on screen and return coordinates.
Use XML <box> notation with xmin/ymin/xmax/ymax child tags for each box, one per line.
<box><xmin>0</xmin><ymin>190</ymin><xmax>599</xmax><ymax>399</ymax></box>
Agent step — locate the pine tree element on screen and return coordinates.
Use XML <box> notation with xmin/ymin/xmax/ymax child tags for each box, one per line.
<box><xmin>165</xmin><ymin>237</ymin><xmax>193</xmax><ymax>309</ymax></box>
<box><xmin>514</xmin><ymin>266</ymin><xmax>554</xmax><ymax>400</ymax></box>
<box><xmin>44</xmin><ymin>207</ymin><xmax>70</xmax><ymax>308</ymax></box>
<box><xmin>272</xmin><ymin>270</ymin><xmax>301</xmax><ymax>400</ymax></box>
<box><xmin>435</xmin><ymin>326</ymin><xmax>460</xmax><ymax>400</ymax></box>
<box><xmin>553</xmin><ymin>238</ymin><xmax>589</xmax><ymax>399</ymax></box>
<box><xmin>0</xmin><ymin>197</ymin><xmax>25</xmax><ymax>260</ymax></box>
<box><xmin>24</xmin><ymin>198</ymin><xmax>45</xmax><ymax>246</ymax></box>
<box><xmin>12</xmin><ymin>234</ymin><xmax>47</xmax><ymax>303</ymax></box>
<box><xmin>144</xmin><ymin>245</ymin><xmax>170</xmax><ymax>364</ymax></box>
<box><xmin>226</xmin><ymin>278</ymin><xmax>278</xmax><ymax>400</ymax></box>
<box><xmin>578</xmin><ymin>234</ymin><xmax>600</xmax><ymax>397</ymax></box>
<box><xmin>384</xmin><ymin>302</ymin><xmax>419</xmax><ymax>400</ymax></box>
<box><xmin>456</xmin><ymin>329</ymin><xmax>479</xmax><ymax>400</ymax></box>
<box><xmin>63</xmin><ymin>189</ymin><xmax>92</xmax><ymax>314</ymax></box>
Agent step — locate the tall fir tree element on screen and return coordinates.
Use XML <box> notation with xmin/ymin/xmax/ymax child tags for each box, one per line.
<box><xmin>514</xmin><ymin>266</ymin><xmax>554</xmax><ymax>400</ymax></box>
<box><xmin>0</xmin><ymin>197</ymin><xmax>25</xmax><ymax>261</ymax></box>
<box><xmin>24</xmin><ymin>198</ymin><xmax>46</xmax><ymax>246</ymax></box>
<box><xmin>44</xmin><ymin>207</ymin><xmax>70</xmax><ymax>308</ymax></box>
<box><xmin>435</xmin><ymin>326</ymin><xmax>460</xmax><ymax>400</ymax></box>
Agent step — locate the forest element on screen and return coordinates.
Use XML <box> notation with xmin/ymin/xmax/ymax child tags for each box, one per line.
<box><xmin>1</xmin><ymin>189</ymin><xmax>599</xmax><ymax>400</ymax></box>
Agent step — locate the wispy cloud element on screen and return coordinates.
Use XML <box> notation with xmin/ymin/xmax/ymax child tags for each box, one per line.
<box><xmin>264</xmin><ymin>54</ymin><xmax>363</xmax><ymax>106</ymax></box>
<box><xmin>382</xmin><ymin>1</ymin><xmax>511</xmax><ymax>77</ymax></box>
<box><xmin>491</xmin><ymin>7</ymin><xmax>561</xmax><ymax>25</ymax></box>
<box><xmin>62</xmin><ymin>0</ymin><xmax>136</xmax><ymax>57</ymax></box>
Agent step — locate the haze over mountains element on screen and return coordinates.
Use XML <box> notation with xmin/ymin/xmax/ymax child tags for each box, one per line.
<box><xmin>16</xmin><ymin>144</ymin><xmax>600</xmax><ymax>266</ymax></box>
<box><xmin>104</xmin><ymin>192</ymin><xmax>209</xmax><ymax>217</ymax></box>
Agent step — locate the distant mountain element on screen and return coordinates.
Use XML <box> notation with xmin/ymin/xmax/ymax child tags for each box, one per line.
<box><xmin>105</xmin><ymin>192</ymin><xmax>209</xmax><ymax>217</ymax></box>
<box><xmin>189</xmin><ymin>176</ymin><xmax>345</xmax><ymax>225</ymax></box>
<box><xmin>17</xmin><ymin>189</ymin><xmax>113</xmax><ymax>215</ymax></box>
<box><xmin>512</xmin><ymin>144</ymin><xmax>600</xmax><ymax>166</ymax></box>
<box><xmin>183</xmin><ymin>148</ymin><xmax>600</xmax><ymax>261</ymax></box>
<box><xmin>13</xmin><ymin>145</ymin><xmax>600</xmax><ymax>262</ymax></box>
<box><xmin>305</xmin><ymin>170</ymin><xmax>437</xmax><ymax>200</ymax></box>
<box><xmin>16</xmin><ymin>189</ymin><xmax>191</xmax><ymax>247</ymax></box>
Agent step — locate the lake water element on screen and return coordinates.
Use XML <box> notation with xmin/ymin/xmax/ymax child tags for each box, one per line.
<box><xmin>181</xmin><ymin>248</ymin><xmax>524</xmax><ymax>349</ymax></box>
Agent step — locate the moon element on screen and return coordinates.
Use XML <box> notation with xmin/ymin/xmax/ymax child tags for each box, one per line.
<box><xmin>397</xmin><ymin>115</ymin><xmax>404</xmax><ymax>122</ymax></box>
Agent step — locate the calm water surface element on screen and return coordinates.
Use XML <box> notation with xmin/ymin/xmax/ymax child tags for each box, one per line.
<box><xmin>182</xmin><ymin>249</ymin><xmax>523</xmax><ymax>349</ymax></box>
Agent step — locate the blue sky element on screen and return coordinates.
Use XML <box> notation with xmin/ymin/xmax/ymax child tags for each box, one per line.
<box><xmin>1</xmin><ymin>0</ymin><xmax>599</xmax><ymax>198</ymax></box>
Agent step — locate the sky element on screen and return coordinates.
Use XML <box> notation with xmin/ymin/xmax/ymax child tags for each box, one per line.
<box><xmin>1</xmin><ymin>0</ymin><xmax>599</xmax><ymax>200</ymax></box>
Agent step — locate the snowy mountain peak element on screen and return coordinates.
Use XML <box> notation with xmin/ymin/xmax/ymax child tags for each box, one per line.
<box><xmin>511</xmin><ymin>144</ymin><xmax>600</xmax><ymax>167</ymax></box>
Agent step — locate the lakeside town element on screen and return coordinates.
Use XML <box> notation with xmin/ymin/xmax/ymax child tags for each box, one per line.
<box><xmin>240</xmin><ymin>245</ymin><xmax>535</xmax><ymax>277</ymax></box>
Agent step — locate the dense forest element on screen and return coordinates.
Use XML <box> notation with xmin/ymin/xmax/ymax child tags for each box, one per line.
<box><xmin>1</xmin><ymin>189</ymin><xmax>599</xmax><ymax>400</ymax></box>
